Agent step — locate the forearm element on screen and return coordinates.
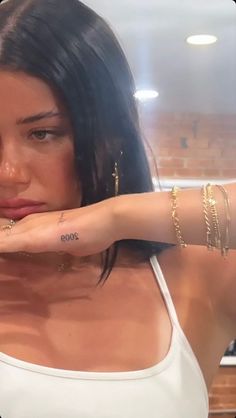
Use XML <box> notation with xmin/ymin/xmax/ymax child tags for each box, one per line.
<box><xmin>113</xmin><ymin>182</ymin><xmax>236</xmax><ymax>250</ymax></box>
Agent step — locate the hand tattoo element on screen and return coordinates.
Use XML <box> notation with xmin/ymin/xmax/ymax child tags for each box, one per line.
<box><xmin>61</xmin><ymin>232</ymin><xmax>79</xmax><ymax>242</ymax></box>
<box><xmin>58</xmin><ymin>212</ymin><xmax>66</xmax><ymax>225</ymax></box>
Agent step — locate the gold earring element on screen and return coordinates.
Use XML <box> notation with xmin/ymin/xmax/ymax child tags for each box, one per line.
<box><xmin>112</xmin><ymin>151</ymin><xmax>123</xmax><ymax>196</ymax></box>
<box><xmin>112</xmin><ymin>162</ymin><xmax>119</xmax><ymax>196</ymax></box>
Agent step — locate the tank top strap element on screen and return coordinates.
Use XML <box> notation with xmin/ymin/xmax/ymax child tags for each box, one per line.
<box><xmin>149</xmin><ymin>255</ymin><xmax>180</xmax><ymax>329</ymax></box>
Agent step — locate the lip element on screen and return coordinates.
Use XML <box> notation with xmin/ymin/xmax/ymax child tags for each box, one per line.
<box><xmin>0</xmin><ymin>198</ymin><xmax>43</xmax><ymax>208</ymax></box>
<box><xmin>0</xmin><ymin>205</ymin><xmax>45</xmax><ymax>220</ymax></box>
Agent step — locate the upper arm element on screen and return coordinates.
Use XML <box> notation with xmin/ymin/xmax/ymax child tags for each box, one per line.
<box><xmin>201</xmin><ymin>247</ymin><xmax>236</xmax><ymax>337</ymax></box>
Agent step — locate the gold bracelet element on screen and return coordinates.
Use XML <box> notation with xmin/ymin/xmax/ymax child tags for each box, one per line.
<box><xmin>206</xmin><ymin>183</ymin><xmax>222</xmax><ymax>251</ymax></box>
<box><xmin>215</xmin><ymin>184</ymin><xmax>231</xmax><ymax>257</ymax></box>
<box><xmin>202</xmin><ymin>185</ymin><xmax>214</xmax><ymax>251</ymax></box>
<box><xmin>171</xmin><ymin>186</ymin><xmax>187</xmax><ymax>248</ymax></box>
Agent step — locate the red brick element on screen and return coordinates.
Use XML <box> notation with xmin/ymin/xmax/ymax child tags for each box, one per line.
<box><xmin>185</xmin><ymin>159</ymin><xmax>220</xmax><ymax>168</ymax></box>
<box><xmin>222</xmin><ymin>149</ymin><xmax>236</xmax><ymax>158</ymax></box>
<box><xmin>175</xmin><ymin>168</ymin><xmax>204</xmax><ymax>177</ymax></box>
<box><xmin>158</xmin><ymin>158</ymin><xmax>185</xmax><ymax>168</ymax></box>
<box><xmin>155</xmin><ymin>147</ymin><xmax>171</xmax><ymax>157</ymax></box>
<box><xmin>220</xmin><ymin>160</ymin><xmax>236</xmax><ymax>168</ymax></box>
<box><xmin>158</xmin><ymin>168</ymin><xmax>176</xmax><ymax>177</ymax></box>
<box><xmin>221</xmin><ymin>170</ymin><xmax>236</xmax><ymax>177</ymax></box>
<box><xmin>185</xmin><ymin>138</ymin><xmax>209</xmax><ymax>149</ymax></box>
<box><xmin>203</xmin><ymin>169</ymin><xmax>221</xmax><ymax>177</ymax></box>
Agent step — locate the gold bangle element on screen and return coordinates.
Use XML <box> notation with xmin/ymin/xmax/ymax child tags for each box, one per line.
<box><xmin>171</xmin><ymin>186</ymin><xmax>187</xmax><ymax>248</ymax></box>
<box><xmin>202</xmin><ymin>185</ymin><xmax>214</xmax><ymax>251</ymax></box>
<box><xmin>215</xmin><ymin>184</ymin><xmax>231</xmax><ymax>257</ymax></box>
<box><xmin>206</xmin><ymin>183</ymin><xmax>222</xmax><ymax>251</ymax></box>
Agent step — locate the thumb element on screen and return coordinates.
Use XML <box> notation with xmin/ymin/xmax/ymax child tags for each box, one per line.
<box><xmin>0</xmin><ymin>218</ymin><xmax>17</xmax><ymax>234</ymax></box>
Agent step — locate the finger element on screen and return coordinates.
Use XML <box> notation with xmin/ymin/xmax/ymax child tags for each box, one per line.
<box><xmin>0</xmin><ymin>221</ymin><xmax>30</xmax><ymax>253</ymax></box>
<box><xmin>0</xmin><ymin>219</ymin><xmax>16</xmax><ymax>236</ymax></box>
<box><xmin>0</xmin><ymin>217</ymin><xmax>12</xmax><ymax>229</ymax></box>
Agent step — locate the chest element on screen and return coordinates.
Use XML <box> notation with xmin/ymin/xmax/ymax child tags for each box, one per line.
<box><xmin>0</xmin><ymin>263</ymin><xmax>171</xmax><ymax>370</ymax></box>
<box><xmin>0</xmin><ymin>250</ymin><xmax>229</xmax><ymax>390</ymax></box>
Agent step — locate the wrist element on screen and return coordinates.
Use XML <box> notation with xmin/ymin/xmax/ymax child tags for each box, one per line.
<box><xmin>111</xmin><ymin>194</ymin><xmax>132</xmax><ymax>242</ymax></box>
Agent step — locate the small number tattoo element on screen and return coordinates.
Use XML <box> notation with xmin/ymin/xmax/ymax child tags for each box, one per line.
<box><xmin>61</xmin><ymin>232</ymin><xmax>79</xmax><ymax>242</ymax></box>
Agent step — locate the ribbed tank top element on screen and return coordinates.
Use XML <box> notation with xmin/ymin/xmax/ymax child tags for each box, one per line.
<box><xmin>0</xmin><ymin>255</ymin><xmax>209</xmax><ymax>418</ymax></box>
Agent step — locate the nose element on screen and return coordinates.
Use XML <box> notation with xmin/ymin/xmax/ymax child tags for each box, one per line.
<box><xmin>0</xmin><ymin>145</ymin><xmax>30</xmax><ymax>190</ymax></box>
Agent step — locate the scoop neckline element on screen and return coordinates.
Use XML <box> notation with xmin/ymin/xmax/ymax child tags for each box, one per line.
<box><xmin>0</xmin><ymin>326</ymin><xmax>177</xmax><ymax>380</ymax></box>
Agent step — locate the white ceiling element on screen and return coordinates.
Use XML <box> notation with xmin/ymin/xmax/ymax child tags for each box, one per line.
<box><xmin>83</xmin><ymin>0</ymin><xmax>236</xmax><ymax>114</ymax></box>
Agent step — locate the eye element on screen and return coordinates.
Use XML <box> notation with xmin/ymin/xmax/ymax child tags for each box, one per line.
<box><xmin>31</xmin><ymin>130</ymin><xmax>56</xmax><ymax>141</ymax></box>
<box><xmin>30</xmin><ymin>129</ymin><xmax>65</xmax><ymax>142</ymax></box>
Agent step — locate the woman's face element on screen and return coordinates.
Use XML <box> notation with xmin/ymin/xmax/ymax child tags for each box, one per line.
<box><xmin>0</xmin><ymin>70</ymin><xmax>81</xmax><ymax>221</ymax></box>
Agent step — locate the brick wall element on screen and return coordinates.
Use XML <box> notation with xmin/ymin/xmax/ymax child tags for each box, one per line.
<box><xmin>139</xmin><ymin>111</ymin><xmax>236</xmax><ymax>180</ymax></box>
<box><xmin>209</xmin><ymin>366</ymin><xmax>236</xmax><ymax>418</ymax></box>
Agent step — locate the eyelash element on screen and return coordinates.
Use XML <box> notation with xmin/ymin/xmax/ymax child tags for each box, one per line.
<box><xmin>29</xmin><ymin>129</ymin><xmax>65</xmax><ymax>143</ymax></box>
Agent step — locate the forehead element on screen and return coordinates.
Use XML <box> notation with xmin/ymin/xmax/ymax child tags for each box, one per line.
<box><xmin>0</xmin><ymin>70</ymin><xmax>67</xmax><ymax>119</ymax></box>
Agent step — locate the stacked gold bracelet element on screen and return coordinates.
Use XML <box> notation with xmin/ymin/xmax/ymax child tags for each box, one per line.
<box><xmin>203</xmin><ymin>183</ymin><xmax>231</xmax><ymax>257</ymax></box>
<box><xmin>215</xmin><ymin>184</ymin><xmax>231</xmax><ymax>257</ymax></box>
<box><xmin>171</xmin><ymin>186</ymin><xmax>187</xmax><ymax>249</ymax></box>
<box><xmin>171</xmin><ymin>183</ymin><xmax>231</xmax><ymax>257</ymax></box>
<box><xmin>203</xmin><ymin>184</ymin><xmax>221</xmax><ymax>252</ymax></box>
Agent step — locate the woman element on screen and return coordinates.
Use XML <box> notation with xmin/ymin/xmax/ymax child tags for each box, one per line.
<box><xmin>0</xmin><ymin>0</ymin><xmax>235</xmax><ymax>417</ymax></box>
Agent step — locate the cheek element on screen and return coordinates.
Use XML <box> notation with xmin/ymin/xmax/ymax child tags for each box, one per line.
<box><xmin>59</xmin><ymin>149</ymin><xmax>78</xmax><ymax>183</ymax></box>
<box><xmin>60</xmin><ymin>153</ymin><xmax>77</xmax><ymax>183</ymax></box>
<box><xmin>40</xmin><ymin>148</ymin><xmax>80</xmax><ymax>202</ymax></box>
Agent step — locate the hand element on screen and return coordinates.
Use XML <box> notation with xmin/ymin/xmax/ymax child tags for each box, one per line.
<box><xmin>0</xmin><ymin>198</ymin><xmax>117</xmax><ymax>257</ymax></box>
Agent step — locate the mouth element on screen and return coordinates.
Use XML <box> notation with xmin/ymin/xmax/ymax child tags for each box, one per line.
<box><xmin>0</xmin><ymin>204</ymin><xmax>45</xmax><ymax>220</ymax></box>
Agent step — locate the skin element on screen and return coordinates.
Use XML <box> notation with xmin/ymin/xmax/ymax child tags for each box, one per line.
<box><xmin>0</xmin><ymin>71</ymin><xmax>81</xmax><ymax>213</ymax></box>
<box><xmin>0</xmin><ymin>70</ymin><xmax>234</xmax><ymax>395</ymax></box>
<box><xmin>0</xmin><ymin>70</ymin><xmax>86</xmax><ymax>265</ymax></box>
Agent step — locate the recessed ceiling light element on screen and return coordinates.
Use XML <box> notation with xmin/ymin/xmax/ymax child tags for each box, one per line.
<box><xmin>134</xmin><ymin>89</ymin><xmax>159</xmax><ymax>102</ymax></box>
<box><xmin>186</xmin><ymin>34</ymin><xmax>218</xmax><ymax>45</ymax></box>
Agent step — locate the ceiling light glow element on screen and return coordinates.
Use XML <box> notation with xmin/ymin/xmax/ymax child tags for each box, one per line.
<box><xmin>134</xmin><ymin>89</ymin><xmax>159</xmax><ymax>102</ymax></box>
<box><xmin>186</xmin><ymin>34</ymin><xmax>218</xmax><ymax>45</ymax></box>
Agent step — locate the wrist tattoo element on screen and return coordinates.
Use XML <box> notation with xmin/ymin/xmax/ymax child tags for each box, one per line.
<box><xmin>61</xmin><ymin>232</ymin><xmax>79</xmax><ymax>242</ymax></box>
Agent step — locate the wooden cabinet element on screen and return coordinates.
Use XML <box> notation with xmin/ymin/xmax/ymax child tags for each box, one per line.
<box><xmin>208</xmin><ymin>365</ymin><xmax>236</xmax><ymax>418</ymax></box>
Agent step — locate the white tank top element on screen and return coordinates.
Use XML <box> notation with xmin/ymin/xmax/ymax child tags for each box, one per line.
<box><xmin>0</xmin><ymin>255</ymin><xmax>209</xmax><ymax>418</ymax></box>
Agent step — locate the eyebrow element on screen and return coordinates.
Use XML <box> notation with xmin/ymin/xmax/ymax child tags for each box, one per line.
<box><xmin>16</xmin><ymin>110</ymin><xmax>67</xmax><ymax>125</ymax></box>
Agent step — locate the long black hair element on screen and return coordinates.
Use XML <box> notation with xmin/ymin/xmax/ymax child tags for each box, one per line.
<box><xmin>0</xmin><ymin>0</ymin><xmax>176</xmax><ymax>284</ymax></box>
